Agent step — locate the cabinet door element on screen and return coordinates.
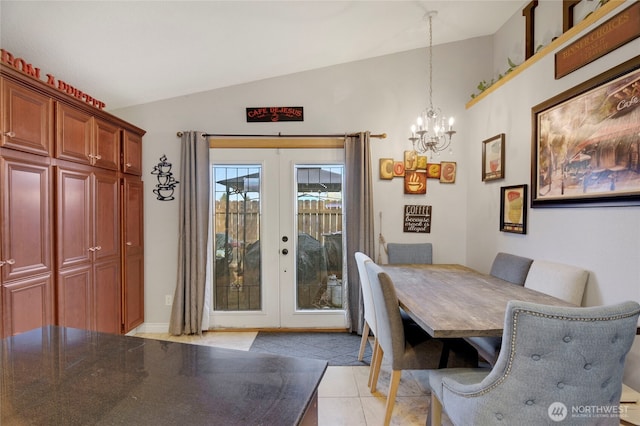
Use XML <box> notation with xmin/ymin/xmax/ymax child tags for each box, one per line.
<box><xmin>94</xmin><ymin>259</ymin><xmax>121</xmax><ymax>334</ymax></box>
<box><xmin>57</xmin><ymin>265</ymin><xmax>92</xmax><ymax>330</ymax></box>
<box><xmin>2</xmin><ymin>273</ymin><xmax>54</xmax><ymax>337</ymax></box>
<box><xmin>1</xmin><ymin>153</ymin><xmax>52</xmax><ymax>282</ymax></box>
<box><xmin>94</xmin><ymin>118</ymin><xmax>120</xmax><ymax>171</ymax></box>
<box><xmin>94</xmin><ymin>170</ymin><xmax>120</xmax><ymax>263</ymax></box>
<box><xmin>122</xmin><ymin>130</ymin><xmax>142</xmax><ymax>175</ymax></box>
<box><xmin>1</xmin><ymin>78</ymin><xmax>53</xmax><ymax>156</ymax></box>
<box><xmin>57</xmin><ymin>166</ymin><xmax>92</xmax><ymax>270</ymax></box>
<box><xmin>122</xmin><ymin>177</ymin><xmax>144</xmax><ymax>331</ymax></box>
<box><xmin>56</xmin><ymin>103</ymin><xmax>92</xmax><ymax>165</ymax></box>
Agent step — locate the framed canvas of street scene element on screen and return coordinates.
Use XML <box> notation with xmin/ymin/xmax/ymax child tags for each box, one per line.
<box><xmin>531</xmin><ymin>55</ymin><xmax>640</xmax><ymax>207</ymax></box>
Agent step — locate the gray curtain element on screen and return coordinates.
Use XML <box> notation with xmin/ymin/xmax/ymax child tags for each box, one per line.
<box><xmin>344</xmin><ymin>131</ymin><xmax>375</xmax><ymax>334</ymax></box>
<box><xmin>169</xmin><ymin>131</ymin><xmax>210</xmax><ymax>335</ymax></box>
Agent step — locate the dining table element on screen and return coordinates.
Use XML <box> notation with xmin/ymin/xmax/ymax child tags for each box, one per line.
<box><xmin>381</xmin><ymin>263</ymin><xmax>576</xmax><ymax>338</ymax></box>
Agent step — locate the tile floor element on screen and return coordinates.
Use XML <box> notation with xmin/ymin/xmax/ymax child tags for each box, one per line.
<box><xmin>134</xmin><ymin>331</ymin><xmax>454</xmax><ymax>426</ymax></box>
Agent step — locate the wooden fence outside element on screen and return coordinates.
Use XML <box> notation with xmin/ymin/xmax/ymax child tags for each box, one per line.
<box><xmin>214</xmin><ymin>199</ymin><xmax>342</xmax><ymax>244</ymax></box>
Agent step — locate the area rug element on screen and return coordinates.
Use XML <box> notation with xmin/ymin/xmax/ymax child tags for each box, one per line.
<box><xmin>249</xmin><ymin>332</ymin><xmax>372</xmax><ymax>366</ymax></box>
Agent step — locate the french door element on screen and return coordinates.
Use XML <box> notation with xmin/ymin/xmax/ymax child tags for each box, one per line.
<box><xmin>209</xmin><ymin>148</ymin><xmax>347</xmax><ymax>329</ymax></box>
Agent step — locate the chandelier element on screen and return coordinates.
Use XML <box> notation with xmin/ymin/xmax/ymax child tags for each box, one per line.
<box><xmin>409</xmin><ymin>11</ymin><xmax>456</xmax><ymax>155</ymax></box>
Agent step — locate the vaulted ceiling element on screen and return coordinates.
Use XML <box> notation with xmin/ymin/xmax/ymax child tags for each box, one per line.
<box><xmin>1</xmin><ymin>1</ymin><xmax>526</xmax><ymax>110</ymax></box>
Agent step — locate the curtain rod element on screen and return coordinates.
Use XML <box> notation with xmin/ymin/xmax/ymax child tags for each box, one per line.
<box><xmin>176</xmin><ymin>131</ymin><xmax>387</xmax><ymax>139</ymax></box>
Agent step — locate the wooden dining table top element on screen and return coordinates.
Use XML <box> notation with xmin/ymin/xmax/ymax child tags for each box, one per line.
<box><xmin>381</xmin><ymin>263</ymin><xmax>576</xmax><ymax>338</ymax></box>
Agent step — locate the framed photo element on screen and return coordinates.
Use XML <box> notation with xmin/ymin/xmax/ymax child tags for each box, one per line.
<box><xmin>532</xmin><ymin>55</ymin><xmax>640</xmax><ymax>207</ymax></box>
<box><xmin>482</xmin><ymin>133</ymin><xmax>505</xmax><ymax>181</ymax></box>
<box><xmin>500</xmin><ymin>184</ymin><xmax>527</xmax><ymax>234</ymax></box>
<box><xmin>440</xmin><ymin>161</ymin><xmax>457</xmax><ymax>183</ymax></box>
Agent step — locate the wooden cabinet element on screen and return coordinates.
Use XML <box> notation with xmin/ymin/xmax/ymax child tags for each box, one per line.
<box><xmin>122</xmin><ymin>177</ymin><xmax>144</xmax><ymax>331</ymax></box>
<box><xmin>1</xmin><ymin>64</ymin><xmax>144</xmax><ymax>337</ymax></box>
<box><xmin>0</xmin><ymin>149</ymin><xmax>54</xmax><ymax>337</ymax></box>
<box><xmin>1</xmin><ymin>77</ymin><xmax>53</xmax><ymax>156</ymax></box>
<box><xmin>122</xmin><ymin>130</ymin><xmax>142</xmax><ymax>175</ymax></box>
<box><xmin>56</xmin><ymin>103</ymin><xmax>120</xmax><ymax>171</ymax></box>
<box><xmin>56</xmin><ymin>165</ymin><xmax>121</xmax><ymax>334</ymax></box>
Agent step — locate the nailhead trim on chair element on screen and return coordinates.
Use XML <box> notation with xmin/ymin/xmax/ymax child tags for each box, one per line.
<box><xmin>443</xmin><ymin>307</ymin><xmax>640</xmax><ymax>398</ymax></box>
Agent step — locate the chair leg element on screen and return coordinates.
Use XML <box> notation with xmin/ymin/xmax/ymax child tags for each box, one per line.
<box><xmin>438</xmin><ymin>341</ymin><xmax>450</xmax><ymax>369</ymax></box>
<box><xmin>358</xmin><ymin>322</ymin><xmax>370</xmax><ymax>361</ymax></box>
<box><xmin>430</xmin><ymin>393</ymin><xmax>442</xmax><ymax>426</ymax></box>
<box><xmin>383</xmin><ymin>370</ymin><xmax>402</xmax><ymax>426</ymax></box>
<box><xmin>367</xmin><ymin>338</ymin><xmax>379</xmax><ymax>388</ymax></box>
<box><xmin>370</xmin><ymin>343</ymin><xmax>383</xmax><ymax>393</ymax></box>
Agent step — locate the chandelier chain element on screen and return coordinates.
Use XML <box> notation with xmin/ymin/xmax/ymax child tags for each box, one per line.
<box><xmin>428</xmin><ymin>13</ymin><xmax>433</xmax><ymax>110</ymax></box>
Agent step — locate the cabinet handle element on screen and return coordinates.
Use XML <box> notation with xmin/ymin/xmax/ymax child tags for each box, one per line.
<box><xmin>94</xmin><ymin>154</ymin><xmax>102</xmax><ymax>160</ymax></box>
<box><xmin>3</xmin><ymin>131</ymin><xmax>16</xmax><ymax>138</ymax></box>
<box><xmin>88</xmin><ymin>154</ymin><xmax>95</xmax><ymax>159</ymax></box>
<box><xmin>125</xmin><ymin>163</ymin><xmax>132</xmax><ymax>168</ymax></box>
<box><xmin>126</xmin><ymin>242</ymin><xmax>133</xmax><ymax>246</ymax></box>
<box><xmin>4</xmin><ymin>259</ymin><xmax>15</xmax><ymax>265</ymax></box>
<box><xmin>95</xmin><ymin>246</ymin><xmax>102</xmax><ymax>251</ymax></box>
<box><xmin>88</xmin><ymin>247</ymin><xmax>96</xmax><ymax>252</ymax></box>
<box><xmin>0</xmin><ymin>261</ymin><xmax>5</xmax><ymax>267</ymax></box>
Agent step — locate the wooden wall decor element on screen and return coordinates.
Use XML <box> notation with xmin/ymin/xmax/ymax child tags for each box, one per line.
<box><xmin>555</xmin><ymin>2</ymin><xmax>640</xmax><ymax>79</ymax></box>
<box><xmin>246</xmin><ymin>106</ymin><xmax>304</xmax><ymax>122</ymax></box>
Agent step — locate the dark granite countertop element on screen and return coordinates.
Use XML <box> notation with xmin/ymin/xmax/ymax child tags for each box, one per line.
<box><xmin>1</xmin><ymin>326</ymin><xmax>327</xmax><ymax>425</ymax></box>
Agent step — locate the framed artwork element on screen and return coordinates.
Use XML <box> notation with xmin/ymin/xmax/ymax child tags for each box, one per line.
<box><xmin>404</xmin><ymin>150</ymin><xmax>418</xmax><ymax>171</ymax></box>
<box><xmin>379</xmin><ymin>158</ymin><xmax>393</xmax><ymax>180</ymax></box>
<box><xmin>404</xmin><ymin>171</ymin><xmax>427</xmax><ymax>194</ymax></box>
<box><xmin>500</xmin><ymin>184</ymin><xmax>527</xmax><ymax>234</ymax></box>
<box><xmin>482</xmin><ymin>133</ymin><xmax>505</xmax><ymax>181</ymax></box>
<box><xmin>532</xmin><ymin>55</ymin><xmax>640</xmax><ymax>207</ymax></box>
<box><xmin>440</xmin><ymin>161</ymin><xmax>457</xmax><ymax>183</ymax></box>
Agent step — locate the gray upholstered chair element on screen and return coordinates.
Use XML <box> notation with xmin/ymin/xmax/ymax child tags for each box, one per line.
<box><xmin>387</xmin><ymin>242</ymin><xmax>432</xmax><ymax>264</ymax></box>
<box><xmin>428</xmin><ymin>300</ymin><xmax>640</xmax><ymax>426</ymax></box>
<box><xmin>524</xmin><ymin>260</ymin><xmax>589</xmax><ymax>306</ymax></box>
<box><xmin>354</xmin><ymin>252</ymin><xmax>380</xmax><ymax>387</ymax></box>
<box><xmin>466</xmin><ymin>252</ymin><xmax>534</xmax><ymax>366</ymax></box>
<box><xmin>365</xmin><ymin>261</ymin><xmax>444</xmax><ymax>426</ymax></box>
<box><xmin>489</xmin><ymin>252</ymin><xmax>533</xmax><ymax>285</ymax></box>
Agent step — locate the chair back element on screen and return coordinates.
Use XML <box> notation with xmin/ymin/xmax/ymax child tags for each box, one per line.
<box><xmin>364</xmin><ymin>261</ymin><xmax>405</xmax><ymax>363</ymax></box>
<box><xmin>355</xmin><ymin>252</ymin><xmax>376</xmax><ymax>335</ymax></box>
<box><xmin>446</xmin><ymin>300</ymin><xmax>640</xmax><ymax>425</ymax></box>
<box><xmin>489</xmin><ymin>252</ymin><xmax>533</xmax><ymax>285</ymax></box>
<box><xmin>524</xmin><ymin>260</ymin><xmax>588</xmax><ymax>305</ymax></box>
<box><xmin>387</xmin><ymin>243</ymin><xmax>432</xmax><ymax>264</ymax></box>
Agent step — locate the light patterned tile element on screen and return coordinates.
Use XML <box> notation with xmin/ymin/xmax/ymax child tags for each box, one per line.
<box><xmin>319</xmin><ymin>397</ymin><xmax>367</xmax><ymax>426</ymax></box>
<box><xmin>361</xmin><ymin>395</ymin><xmax>428</xmax><ymax>426</ymax></box>
<box><xmin>318</xmin><ymin>366</ymin><xmax>359</xmax><ymax>397</ymax></box>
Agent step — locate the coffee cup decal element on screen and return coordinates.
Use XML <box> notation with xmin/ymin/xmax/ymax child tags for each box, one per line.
<box><xmin>151</xmin><ymin>155</ymin><xmax>179</xmax><ymax>201</ymax></box>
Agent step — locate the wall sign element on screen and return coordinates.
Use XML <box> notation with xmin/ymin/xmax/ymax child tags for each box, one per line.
<box><xmin>246</xmin><ymin>106</ymin><xmax>304</xmax><ymax>122</ymax></box>
<box><xmin>555</xmin><ymin>2</ymin><xmax>640</xmax><ymax>79</ymax></box>
<box><xmin>1</xmin><ymin>48</ymin><xmax>106</xmax><ymax>109</ymax></box>
<box><xmin>403</xmin><ymin>204</ymin><xmax>431</xmax><ymax>233</ymax></box>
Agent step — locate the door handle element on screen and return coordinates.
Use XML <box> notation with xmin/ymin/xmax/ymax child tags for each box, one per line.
<box><xmin>282</xmin><ymin>249</ymin><xmax>288</xmax><ymax>255</ymax></box>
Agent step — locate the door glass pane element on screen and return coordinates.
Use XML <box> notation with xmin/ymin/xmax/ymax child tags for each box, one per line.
<box><xmin>296</xmin><ymin>166</ymin><xmax>344</xmax><ymax>310</ymax></box>
<box><xmin>213</xmin><ymin>165</ymin><xmax>261</xmax><ymax>311</ymax></box>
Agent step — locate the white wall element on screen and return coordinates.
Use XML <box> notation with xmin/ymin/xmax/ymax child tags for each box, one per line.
<box><xmin>467</xmin><ymin>0</ymin><xmax>640</xmax><ymax>389</ymax></box>
<box><xmin>113</xmin><ymin>0</ymin><xmax>639</xmax><ymax>389</ymax></box>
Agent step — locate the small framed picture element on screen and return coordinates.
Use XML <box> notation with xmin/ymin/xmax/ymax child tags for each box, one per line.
<box><xmin>500</xmin><ymin>184</ymin><xmax>527</xmax><ymax>234</ymax></box>
<box><xmin>440</xmin><ymin>161</ymin><xmax>457</xmax><ymax>183</ymax></box>
<box><xmin>482</xmin><ymin>133</ymin><xmax>505</xmax><ymax>181</ymax></box>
